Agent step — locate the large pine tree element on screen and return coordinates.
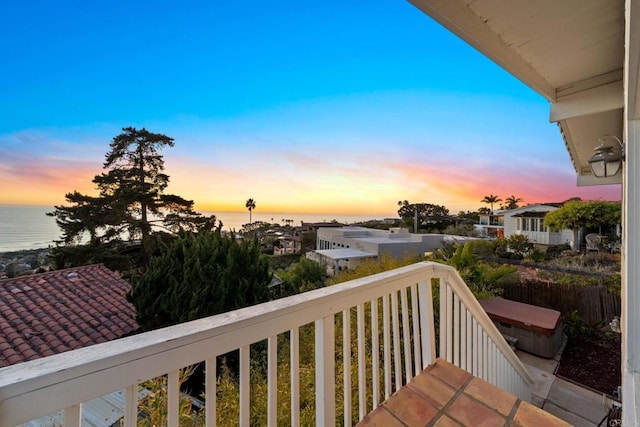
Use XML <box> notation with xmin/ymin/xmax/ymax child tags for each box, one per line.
<box><xmin>48</xmin><ymin>127</ymin><xmax>217</xmax><ymax>269</ymax></box>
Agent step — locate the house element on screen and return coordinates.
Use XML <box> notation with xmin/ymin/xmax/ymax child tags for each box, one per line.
<box><xmin>476</xmin><ymin>210</ymin><xmax>505</xmax><ymax>238</ymax></box>
<box><xmin>306</xmin><ymin>247</ymin><xmax>377</xmax><ymax>275</ymax></box>
<box><xmin>271</xmin><ymin>221</ymin><xmax>345</xmax><ymax>255</ymax></box>
<box><xmin>0</xmin><ymin>264</ymin><xmax>140</xmax><ymax>426</ymax></box>
<box><xmin>0</xmin><ymin>263</ymin><xmax>138</xmax><ymax>368</ymax></box>
<box><xmin>309</xmin><ymin>226</ymin><xmax>473</xmax><ymax>273</ymax></box>
<box><xmin>503</xmin><ymin>204</ymin><xmax>575</xmax><ymax>248</ymax></box>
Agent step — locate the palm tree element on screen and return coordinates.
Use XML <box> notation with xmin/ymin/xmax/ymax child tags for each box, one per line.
<box><xmin>504</xmin><ymin>195</ymin><xmax>523</xmax><ymax>210</ymax></box>
<box><xmin>481</xmin><ymin>194</ymin><xmax>502</xmax><ymax>213</ymax></box>
<box><xmin>245</xmin><ymin>198</ymin><xmax>256</xmax><ymax>224</ymax></box>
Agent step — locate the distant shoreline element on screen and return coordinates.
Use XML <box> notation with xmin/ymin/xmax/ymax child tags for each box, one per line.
<box><xmin>0</xmin><ymin>247</ymin><xmax>51</xmax><ymax>257</ymax></box>
<box><xmin>0</xmin><ymin>204</ymin><xmax>389</xmax><ymax>252</ymax></box>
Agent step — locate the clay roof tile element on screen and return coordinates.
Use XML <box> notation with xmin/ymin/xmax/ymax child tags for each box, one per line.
<box><xmin>0</xmin><ymin>264</ymin><xmax>138</xmax><ymax>366</ymax></box>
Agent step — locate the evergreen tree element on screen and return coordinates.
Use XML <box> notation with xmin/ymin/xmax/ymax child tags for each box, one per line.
<box><xmin>128</xmin><ymin>230</ymin><xmax>272</xmax><ymax>331</ymax></box>
<box><xmin>48</xmin><ymin>127</ymin><xmax>217</xmax><ymax>269</ymax></box>
<box><xmin>396</xmin><ymin>201</ymin><xmax>451</xmax><ymax>232</ymax></box>
<box><xmin>279</xmin><ymin>257</ymin><xmax>327</xmax><ymax>295</ymax></box>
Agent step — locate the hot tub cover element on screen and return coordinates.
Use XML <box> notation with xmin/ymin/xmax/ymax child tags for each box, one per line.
<box><xmin>479</xmin><ymin>297</ymin><xmax>561</xmax><ymax>336</ymax></box>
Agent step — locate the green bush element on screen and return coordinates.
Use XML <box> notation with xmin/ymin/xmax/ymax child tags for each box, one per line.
<box><xmin>505</xmin><ymin>234</ymin><xmax>533</xmax><ymax>257</ymax></box>
<box><xmin>527</xmin><ymin>249</ymin><xmax>548</xmax><ymax>263</ymax></box>
<box><xmin>546</xmin><ymin>244</ymin><xmax>571</xmax><ymax>259</ymax></box>
<box><xmin>128</xmin><ymin>230</ymin><xmax>272</xmax><ymax>331</ymax></box>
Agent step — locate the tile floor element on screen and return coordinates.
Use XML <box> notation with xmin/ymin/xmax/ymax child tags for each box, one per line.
<box><xmin>357</xmin><ymin>358</ymin><xmax>571</xmax><ymax>427</ymax></box>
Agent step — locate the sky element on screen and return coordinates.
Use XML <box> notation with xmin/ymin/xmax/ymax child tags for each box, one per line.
<box><xmin>0</xmin><ymin>1</ymin><xmax>621</xmax><ymax>217</ymax></box>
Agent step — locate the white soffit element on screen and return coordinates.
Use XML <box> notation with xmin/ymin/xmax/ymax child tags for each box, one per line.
<box><xmin>408</xmin><ymin>0</ymin><xmax>625</xmax><ymax>185</ymax></box>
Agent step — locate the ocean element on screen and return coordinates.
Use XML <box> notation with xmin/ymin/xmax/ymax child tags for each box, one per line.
<box><xmin>0</xmin><ymin>205</ymin><xmax>386</xmax><ymax>253</ymax></box>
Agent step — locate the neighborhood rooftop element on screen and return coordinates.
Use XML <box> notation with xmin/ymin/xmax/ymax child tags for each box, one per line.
<box><xmin>0</xmin><ymin>264</ymin><xmax>138</xmax><ymax>368</ymax></box>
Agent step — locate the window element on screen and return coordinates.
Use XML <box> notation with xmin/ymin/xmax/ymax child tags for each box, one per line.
<box><xmin>531</xmin><ymin>218</ymin><xmax>538</xmax><ymax>232</ymax></box>
<box><xmin>522</xmin><ymin>218</ymin><xmax>529</xmax><ymax>231</ymax></box>
<box><xmin>540</xmin><ymin>219</ymin><xmax>547</xmax><ymax>232</ymax></box>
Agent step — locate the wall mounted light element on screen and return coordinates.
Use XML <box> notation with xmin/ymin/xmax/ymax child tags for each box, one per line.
<box><xmin>588</xmin><ymin>134</ymin><xmax>624</xmax><ymax>178</ymax></box>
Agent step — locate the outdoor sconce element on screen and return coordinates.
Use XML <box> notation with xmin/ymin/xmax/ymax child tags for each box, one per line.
<box><xmin>588</xmin><ymin>134</ymin><xmax>624</xmax><ymax>178</ymax></box>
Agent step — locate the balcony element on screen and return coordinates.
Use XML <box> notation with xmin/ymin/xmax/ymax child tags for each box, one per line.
<box><xmin>1</xmin><ymin>262</ymin><xmax>538</xmax><ymax>426</ymax></box>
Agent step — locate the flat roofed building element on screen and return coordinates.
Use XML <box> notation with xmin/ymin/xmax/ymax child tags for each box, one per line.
<box><xmin>310</xmin><ymin>226</ymin><xmax>473</xmax><ymax>274</ymax></box>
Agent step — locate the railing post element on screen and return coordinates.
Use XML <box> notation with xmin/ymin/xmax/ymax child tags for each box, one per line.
<box><xmin>371</xmin><ymin>299</ymin><xmax>380</xmax><ymax>409</ymax></box>
<box><xmin>290</xmin><ymin>328</ymin><xmax>300</xmax><ymax>427</ymax></box>
<box><xmin>240</xmin><ymin>345</ymin><xmax>250</xmax><ymax>427</ymax></box>
<box><xmin>206</xmin><ymin>358</ymin><xmax>216</xmax><ymax>427</ymax></box>
<box><xmin>418</xmin><ymin>279</ymin><xmax>436</xmax><ymax>368</ymax></box>
<box><xmin>401</xmin><ymin>288</ymin><xmax>412</xmax><ymax>382</ymax></box>
<box><xmin>439</xmin><ymin>279</ymin><xmax>447</xmax><ymax>362</ymax></box>
<box><xmin>267</xmin><ymin>335</ymin><xmax>277</xmax><ymax>427</ymax></box>
<box><xmin>315</xmin><ymin>316</ymin><xmax>335</xmax><ymax>427</ymax></box>
<box><xmin>357</xmin><ymin>303</ymin><xmax>366</xmax><ymax>419</ymax></box>
<box><xmin>411</xmin><ymin>284</ymin><xmax>422</xmax><ymax>375</ymax></box>
<box><xmin>382</xmin><ymin>294</ymin><xmax>392</xmax><ymax>399</ymax></box>
<box><xmin>168</xmin><ymin>370</ymin><xmax>179</xmax><ymax>427</ymax></box>
<box><xmin>342</xmin><ymin>310</ymin><xmax>352</xmax><ymax>426</ymax></box>
<box><xmin>391</xmin><ymin>291</ymin><xmax>402</xmax><ymax>391</ymax></box>
<box><xmin>124</xmin><ymin>385</ymin><xmax>137</xmax><ymax>427</ymax></box>
<box><xmin>63</xmin><ymin>404</ymin><xmax>81</xmax><ymax>427</ymax></box>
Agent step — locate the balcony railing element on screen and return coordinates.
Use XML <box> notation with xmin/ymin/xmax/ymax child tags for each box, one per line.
<box><xmin>0</xmin><ymin>261</ymin><xmax>533</xmax><ymax>427</ymax></box>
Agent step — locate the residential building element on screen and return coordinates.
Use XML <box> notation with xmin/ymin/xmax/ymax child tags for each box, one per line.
<box><xmin>0</xmin><ymin>263</ymin><xmax>138</xmax><ymax>368</ymax></box>
<box><xmin>309</xmin><ymin>226</ymin><xmax>472</xmax><ymax>274</ymax></box>
<box><xmin>476</xmin><ymin>210</ymin><xmax>505</xmax><ymax>238</ymax></box>
<box><xmin>503</xmin><ymin>204</ymin><xmax>575</xmax><ymax>248</ymax></box>
<box><xmin>271</xmin><ymin>221</ymin><xmax>345</xmax><ymax>255</ymax></box>
<box><xmin>0</xmin><ymin>264</ymin><xmax>140</xmax><ymax>426</ymax></box>
<box><xmin>306</xmin><ymin>248</ymin><xmax>377</xmax><ymax>275</ymax></box>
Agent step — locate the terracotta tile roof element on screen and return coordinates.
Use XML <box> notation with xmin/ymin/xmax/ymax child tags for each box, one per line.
<box><xmin>0</xmin><ymin>264</ymin><xmax>139</xmax><ymax>368</ymax></box>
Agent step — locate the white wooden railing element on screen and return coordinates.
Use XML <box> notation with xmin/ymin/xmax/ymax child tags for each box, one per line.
<box><xmin>0</xmin><ymin>262</ymin><xmax>533</xmax><ymax>427</ymax></box>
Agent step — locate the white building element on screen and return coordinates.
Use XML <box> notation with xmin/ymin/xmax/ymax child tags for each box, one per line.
<box><xmin>475</xmin><ymin>211</ymin><xmax>505</xmax><ymax>238</ymax></box>
<box><xmin>309</xmin><ymin>226</ymin><xmax>472</xmax><ymax>274</ymax></box>
<box><xmin>306</xmin><ymin>248</ymin><xmax>377</xmax><ymax>275</ymax></box>
<box><xmin>503</xmin><ymin>204</ymin><xmax>575</xmax><ymax>248</ymax></box>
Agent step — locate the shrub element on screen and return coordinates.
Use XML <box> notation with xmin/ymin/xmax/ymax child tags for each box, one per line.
<box><xmin>505</xmin><ymin>234</ymin><xmax>533</xmax><ymax>257</ymax></box>
<box><xmin>128</xmin><ymin>230</ymin><xmax>272</xmax><ymax>331</ymax></box>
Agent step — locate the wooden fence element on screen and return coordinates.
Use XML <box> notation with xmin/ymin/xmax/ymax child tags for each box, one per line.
<box><xmin>501</xmin><ymin>279</ymin><xmax>620</xmax><ymax>326</ymax></box>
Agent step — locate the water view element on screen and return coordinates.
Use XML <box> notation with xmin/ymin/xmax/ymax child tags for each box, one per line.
<box><xmin>0</xmin><ymin>205</ymin><xmax>386</xmax><ymax>253</ymax></box>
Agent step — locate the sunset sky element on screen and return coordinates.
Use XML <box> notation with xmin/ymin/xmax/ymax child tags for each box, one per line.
<box><xmin>0</xmin><ymin>1</ymin><xmax>621</xmax><ymax>217</ymax></box>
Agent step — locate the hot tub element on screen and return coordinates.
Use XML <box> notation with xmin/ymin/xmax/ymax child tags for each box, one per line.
<box><xmin>479</xmin><ymin>297</ymin><xmax>563</xmax><ymax>358</ymax></box>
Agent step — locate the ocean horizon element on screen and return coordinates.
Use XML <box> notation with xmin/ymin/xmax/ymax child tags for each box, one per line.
<box><xmin>0</xmin><ymin>205</ymin><xmax>389</xmax><ymax>253</ymax></box>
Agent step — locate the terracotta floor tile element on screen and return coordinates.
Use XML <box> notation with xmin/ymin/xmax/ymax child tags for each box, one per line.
<box><xmin>383</xmin><ymin>387</ymin><xmax>438</xmax><ymax>426</ymax></box>
<box><xmin>360</xmin><ymin>359</ymin><xmax>570</xmax><ymax>427</ymax></box>
<box><xmin>427</xmin><ymin>359</ymin><xmax>471</xmax><ymax>389</ymax></box>
<box><xmin>464</xmin><ymin>377</ymin><xmax>518</xmax><ymax>416</ymax></box>
<box><xmin>357</xmin><ymin>406</ymin><xmax>405</xmax><ymax>427</ymax></box>
<box><xmin>407</xmin><ymin>370</ymin><xmax>456</xmax><ymax>409</ymax></box>
<box><xmin>433</xmin><ymin>414</ymin><xmax>462</xmax><ymax>427</ymax></box>
<box><xmin>447</xmin><ymin>394</ymin><xmax>506</xmax><ymax>427</ymax></box>
<box><xmin>513</xmin><ymin>401</ymin><xmax>571</xmax><ymax>427</ymax></box>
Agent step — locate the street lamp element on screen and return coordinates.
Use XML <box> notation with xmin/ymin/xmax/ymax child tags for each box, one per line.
<box><xmin>588</xmin><ymin>135</ymin><xmax>624</xmax><ymax>178</ymax></box>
